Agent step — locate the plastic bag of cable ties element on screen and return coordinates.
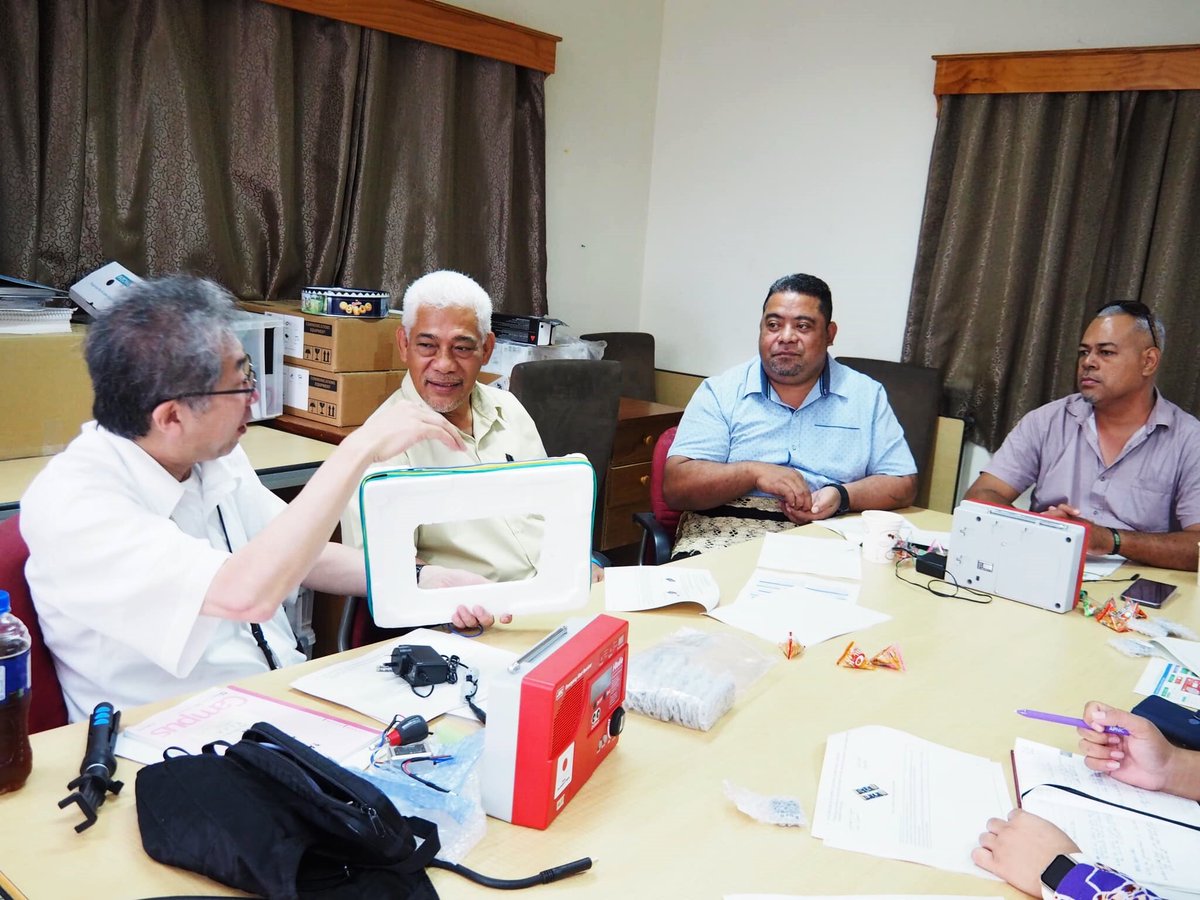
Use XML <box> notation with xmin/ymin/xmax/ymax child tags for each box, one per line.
<box><xmin>625</xmin><ymin>627</ymin><xmax>777</xmax><ymax>731</ymax></box>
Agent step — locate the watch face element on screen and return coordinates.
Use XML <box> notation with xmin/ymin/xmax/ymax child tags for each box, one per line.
<box><xmin>1041</xmin><ymin>854</ymin><xmax>1077</xmax><ymax>890</ymax></box>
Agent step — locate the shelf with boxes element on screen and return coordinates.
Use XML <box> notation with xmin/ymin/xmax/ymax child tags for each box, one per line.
<box><xmin>236</xmin><ymin>300</ymin><xmax>404</xmax><ymax>428</ymax></box>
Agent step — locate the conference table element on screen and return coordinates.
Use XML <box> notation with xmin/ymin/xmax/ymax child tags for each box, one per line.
<box><xmin>2</xmin><ymin>509</ymin><xmax>1197</xmax><ymax>898</ymax></box>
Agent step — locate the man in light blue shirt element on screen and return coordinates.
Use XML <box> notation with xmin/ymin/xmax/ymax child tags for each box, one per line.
<box><xmin>665</xmin><ymin>273</ymin><xmax>917</xmax><ymax>555</ymax></box>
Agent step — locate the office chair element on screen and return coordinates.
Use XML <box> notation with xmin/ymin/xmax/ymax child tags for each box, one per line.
<box><xmin>631</xmin><ymin>426</ymin><xmax>681</xmax><ymax>565</ymax></box>
<box><xmin>508</xmin><ymin>359</ymin><xmax>622</xmax><ymax>546</ymax></box>
<box><xmin>0</xmin><ymin>515</ymin><xmax>69</xmax><ymax>733</ymax></box>
<box><xmin>836</xmin><ymin>357</ymin><xmax>942</xmax><ymax>499</ymax></box>
<box><xmin>336</xmin><ymin>596</ymin><xmax>413</xmax><ymax>653</ymax></box>
<box><xmin>579</xmin><ymin>332</ymin><xmax>656</xmax><ymax>401</ymax></box>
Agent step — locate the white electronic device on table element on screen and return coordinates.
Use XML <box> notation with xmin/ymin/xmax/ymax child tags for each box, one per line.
<box><xmin>946</xmin><ymin>500</ymin><xmax>1087</xmax><ymax>613</ymax></box>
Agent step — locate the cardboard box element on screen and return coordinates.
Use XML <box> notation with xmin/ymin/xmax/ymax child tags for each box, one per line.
<box><xmin>282</xmin><ymin>364</ymin><xmax>402</xmax><ymax>427</ymax></box>
<box><xmin>237</xmin><ymin>299</ymin><xmax>402</xmax><ymax>373</ymax></box>
<box><xmin>0</xmin><ymin>325</ymin><xmax>94</xmax><ymax>460</ymax></box>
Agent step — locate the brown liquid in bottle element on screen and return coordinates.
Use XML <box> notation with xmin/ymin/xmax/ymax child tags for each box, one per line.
<box><xmin>0</xmin><ymin>690</ymin><xmax>32</xmax><ymax>794</ymax></box>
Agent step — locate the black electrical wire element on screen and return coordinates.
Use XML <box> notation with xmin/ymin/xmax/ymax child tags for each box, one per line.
<box><xmin>430</xmin><ymin>856</ymin><xmax>593</xmax><ymax>889</ymax></box>
<box><xmin>892</xmin><ymin>556</ymin><xmax>992</xmax><ymax>604</ymax></box>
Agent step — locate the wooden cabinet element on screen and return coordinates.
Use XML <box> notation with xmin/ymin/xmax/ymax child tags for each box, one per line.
<box><xmin>598</xmin><ymin>398</ymin><xmax>683</xmax><ymax>550</ymax></box>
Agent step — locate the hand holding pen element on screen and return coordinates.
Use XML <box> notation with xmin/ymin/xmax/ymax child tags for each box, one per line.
<box><xmin>1075</xmin><ymin>700</ymin><xmax>1182</xmax><ymax>795</ymax></box>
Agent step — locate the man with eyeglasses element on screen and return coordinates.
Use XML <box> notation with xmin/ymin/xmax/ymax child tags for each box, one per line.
<box><xmin>341</xmin><ymin>270</ymin><xmax>595</xmax><ymax>611</ymax></box>
<box><xmin>965</xmin><ymin>303</ymin><xmax>1200</xmax><ymax>571</ymax></box>
<box><xmin>19</xmin><ymin>275</ymin><xmax>482</xmax><ymax>722</ymax></box>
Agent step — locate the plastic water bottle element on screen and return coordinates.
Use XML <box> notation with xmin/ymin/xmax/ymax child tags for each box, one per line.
<box><xmin>0</xmin><ymin>589</ymin><xmax>33</xmax><ymax>794</ymax></box>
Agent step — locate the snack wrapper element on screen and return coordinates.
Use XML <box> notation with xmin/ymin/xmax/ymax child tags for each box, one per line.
<box><xmin>869</xmin><ymin>644</ymin><xmax>905</xmax><ymax>671</ymax></box>
<box><xmin>837</xmin><ymin>641</ymin><xmax>874</xmax><ymax>669</ymax></box>
<box><xmin>779</xmin><ymin>632</ymin><xmax>805</xmax><ymax>660</ymax></box>
<box><xmin>1096</xmin><ymin>598</ymin><xmax>1146</xmax><ymax>633</ymax></box>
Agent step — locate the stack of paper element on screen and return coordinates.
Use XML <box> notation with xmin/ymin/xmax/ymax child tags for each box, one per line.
<box><xmin>811</xmin><ymin>725</ymin><xmax>1009</xmax><ymax>878</ymax></box>
<box><xmin>1014</xmin><ymin>738</ymin><xmax>1200</xmax><ymax>897</ymax></box>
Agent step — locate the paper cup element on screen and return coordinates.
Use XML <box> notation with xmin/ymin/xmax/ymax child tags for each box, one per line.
<box><xmin>861</xmin><ymin>510</ymin><xmax>906</xmax><ymax>564</ymax></box>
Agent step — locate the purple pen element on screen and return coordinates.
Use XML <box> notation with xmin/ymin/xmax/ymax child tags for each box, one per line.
<box><xmin>1016</xmin><ymin>708</ymin><xmax>1131</xmax><ymax>736</ymax></box>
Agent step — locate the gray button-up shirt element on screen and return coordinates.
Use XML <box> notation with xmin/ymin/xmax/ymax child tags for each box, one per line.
<box><xmin>985</xmin><ymin>392</ymin><xmax>1200</xmax><ymax>533</ymax></box>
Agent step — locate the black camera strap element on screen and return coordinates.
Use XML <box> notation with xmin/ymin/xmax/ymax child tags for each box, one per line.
<box><xmin>216</xmin><ymin>506</ymin><xmax>278</xmax><ymax>671</ymax></box>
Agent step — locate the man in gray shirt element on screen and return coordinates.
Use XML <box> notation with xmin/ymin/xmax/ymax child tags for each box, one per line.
<box><xmin>964</xmin><ymin>303</ymin><xmax>1200</xmax><ymax>571</ymax></box>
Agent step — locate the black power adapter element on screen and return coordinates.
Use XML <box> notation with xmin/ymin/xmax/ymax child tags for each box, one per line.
<box><xmin>385</xmin><ymin>644</ymin><xmax>452</xmax><ymax>689</ymax></box>
<box><xmin>914</xmin><ymin>549</ymin><xmax>948</xmax><ymax>578</ymax></box>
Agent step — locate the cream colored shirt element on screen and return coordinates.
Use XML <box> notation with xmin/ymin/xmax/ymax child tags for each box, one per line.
<box><xmin>342</xmin><ymin>374</ymin><xmax>547</xmax><ymax>582</ymax></box>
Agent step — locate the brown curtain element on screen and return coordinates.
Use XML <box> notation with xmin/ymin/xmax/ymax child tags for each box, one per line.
<box><xmin>0</xmin><ymin>0</ymin><xmax>547</xmax><ymax>314</ymax></box>
<box><xmin>903</xmin><ymin>90</ymin><xmax>1200</xmax><ymax>451</ymax></box>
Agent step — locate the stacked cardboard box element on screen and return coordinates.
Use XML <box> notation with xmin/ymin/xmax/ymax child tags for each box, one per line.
<box><xmin>0</xmin><ymin>326</ymin><xmax>94</xmax><ymax>460</ymax></box>
<box><xmin>237</xmin><ymin>299</ymin><xmax>403</xmax><ymax>427</ymax></box>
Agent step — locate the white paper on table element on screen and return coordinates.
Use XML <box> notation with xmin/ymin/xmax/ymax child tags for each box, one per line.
<box><xmin>115</xmin><ymin>685</ymin><xmax>378</xmax><ymax>765</ymax></box>
<box><xmin>1083</xmin><ymin>553</ymin><xmax>1125</xmax><ymax>580</ymax></box>
<box><xmin>603</xmin><ymin>566</ymin><xmax>720</xmax><ymax>612</ymax></box>
<box><xmin>1133</xmin><ymin>658</ymin><xmax>1200</xmax><ymax>710</ymax></box>
<box><xmin>707</xmin><ymin>580</ymin><xmax>885</xmax><ymax>648</ymax></box>
<box><xmin>725</xmin><ymin>897</ymin><xmax>1002</xmax><ymax>900</ymax></box>
<box><xmin>811</xmin><ymin>725</ymin><xmax>1009</xmax><ymax>879</ymax></box>
<box><xmin>816</xmin><ymin>516</ymin><xmax>950</xmax><ymax>552</ymax></box>
<box><xmin>736</xmin><ymin>569</ymin><xmax>836</xmax><ymax>605</ymax></box>
<box><xmin>757</xmin><ymin>532</ymin><xmax>863</xmax><ymax>580</ymax></box>
<box><xmin>1147</xmin><ymin>636</ymin><xmax>1200</xmax><ymax>674</ymax></box>
<box><xmin>290</xmin><ymin>628</ymin><xmax>517</xmax><ymax>724</ymax></box>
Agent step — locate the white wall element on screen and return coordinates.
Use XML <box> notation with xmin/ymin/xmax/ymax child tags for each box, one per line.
<box><xmin>451</xmin><ymin>0</ymin><xmax>666</xmax><ymax>336</ymax></box>
<box><xmin>641</xmin><ymin>0</ymin><xmax>1200</xmax><ymax>376</ymax></box>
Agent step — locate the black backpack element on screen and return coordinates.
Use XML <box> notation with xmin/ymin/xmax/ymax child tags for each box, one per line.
<box><xmin>135</xmin><ymin>721</ymin><xmax>440</xmax><ymax>900</ymax></box>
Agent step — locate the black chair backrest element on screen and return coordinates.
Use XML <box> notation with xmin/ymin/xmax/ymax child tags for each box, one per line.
<box><xmin>836</xmin><ymin>357</ymin><xmax>942</xmax><ymax>497</ymax></box>
<box><xmin>579</xmin><ymin>332</ymin><xmax>656</xmax><ymax>401</ymax></box>
<box><xmin>508</xmin><ymin>359</ymin><xmax>622</xmax><ymax>539</ymax></box>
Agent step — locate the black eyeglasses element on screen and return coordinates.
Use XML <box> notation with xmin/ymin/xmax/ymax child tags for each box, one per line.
<box><xmin>163</xmin><ymin>359</ymin><xmax>258</xmax><ymax>404</ymax></box>
<box><xmin>1100</xmin><ymin>301</ymin><xmax>1159</xmax><ymax>349</ymax></box>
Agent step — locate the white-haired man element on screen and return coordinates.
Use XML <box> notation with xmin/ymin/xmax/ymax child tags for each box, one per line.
<box><xmin>343</xmin><ymin>271</ymin><xmax>555</xmax><ymax>625</ymax></box>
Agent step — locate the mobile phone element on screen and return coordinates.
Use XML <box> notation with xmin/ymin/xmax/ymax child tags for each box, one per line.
<box><xmin>1121</xmin><ymin>577</ymin><xmax>1177</xmax><ymax>609</ymax></box>
<box><xmin>1130</xmin><ymin>695</ymin><xmax>1200</xmax><ymax>750</ymax></box>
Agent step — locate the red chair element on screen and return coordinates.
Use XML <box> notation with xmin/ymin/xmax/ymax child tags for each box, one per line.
<box><xmin>0</xmin><ymin>515</ymin><xmax>69</xmax><ymax>732</ymax></box>
<box><xmin>632</xmin><ymin>426</ymin><xmax>681</xmax><ymax>565</ymax></box>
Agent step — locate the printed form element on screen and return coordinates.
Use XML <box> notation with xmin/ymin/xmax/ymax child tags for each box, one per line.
<box><xmin>811</xmin><ymin>725</ymin><xmax>1009</xmax><ymax>878</ymax></box>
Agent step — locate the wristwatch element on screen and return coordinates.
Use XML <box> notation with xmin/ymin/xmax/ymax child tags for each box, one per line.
<box><xmin>832</xmin><ymin>483</ymin><xmax>851</xmax><ymax>516</ymax></box>
<box><xmin>1040</xmin><ymin>853</ymin><xmax>1084</xmax><ymax>898</ymax></box>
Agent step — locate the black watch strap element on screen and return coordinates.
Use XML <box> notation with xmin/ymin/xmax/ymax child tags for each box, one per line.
<box><xmin>415</xmin><ymin>563</ymin><xmax>425</xmax><ymax>584</ymax></box>
<box><xmin>1041</xmin><ymin>854</ymin><xmax>1077</xmax><ymax>891</ymax></box>
<box><xmin>832</xmin><ymin>483</ymin><xmax>851</xmax><ymax>516</ymax></box>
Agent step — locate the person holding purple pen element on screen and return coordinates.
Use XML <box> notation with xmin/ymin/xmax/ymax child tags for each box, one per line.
<box><xmin>974</xmin><ymin>700</ymin><xmax>1200</xmax><ymax>898</ymax></box>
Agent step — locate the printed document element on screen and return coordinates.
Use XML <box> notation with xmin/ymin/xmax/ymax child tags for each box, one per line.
<box><xmin>708</xmin><ymin>577</ymin><xmax>887</xmax><ymax>648</ymax></box>
<box><xmin>290</xmin><ymin>627</ymin><xmax>517</xmax><ymax>724</ymax></box>
<box><xmin>1013</xmin><ymin>738</ymin><xmax>1200</xmax><ymax>897</ymax></box>
<box><xmin>811</xmin><ymin>725</ymin><xmax>1008</xmax><ymax>878</ymax></box>
<box><xmin>1134</xmin><ymin>658</ymin><xmax>1200</xmax><ymax>710</ymax></box>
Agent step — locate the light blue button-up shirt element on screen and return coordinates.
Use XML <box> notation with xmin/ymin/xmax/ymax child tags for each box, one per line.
<box><xmin>669</xmin><ymin>355</ymin><xmax>916</xmax><ymax>493</ymax></box>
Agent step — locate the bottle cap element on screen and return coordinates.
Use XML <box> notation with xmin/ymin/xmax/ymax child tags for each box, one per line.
<box><xmin>0</xmin><ymin>590</ymin><xmax>9</xmax><ymax>615</ymax></box>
